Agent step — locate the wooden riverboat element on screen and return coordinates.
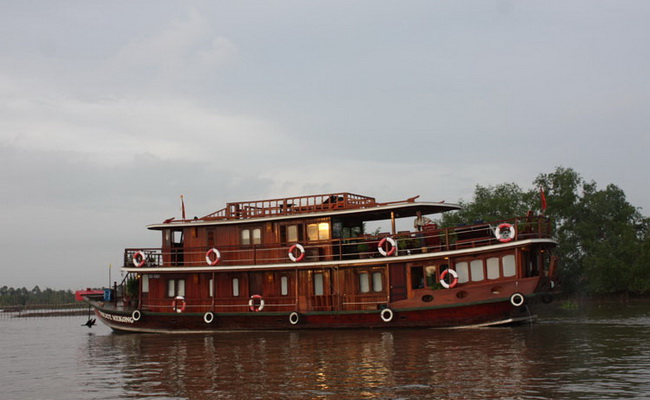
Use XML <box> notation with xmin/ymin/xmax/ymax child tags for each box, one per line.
<box><xmin>78</xmin><ymin>192</ymin><xmax>558</xmax><ymax>333</ymax></box>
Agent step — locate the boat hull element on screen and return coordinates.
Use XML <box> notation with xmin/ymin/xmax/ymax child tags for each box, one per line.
<box><xmin>89</xmin><ymin>295</ymin><xmax>542</xmax><ymax>334</ymax></box>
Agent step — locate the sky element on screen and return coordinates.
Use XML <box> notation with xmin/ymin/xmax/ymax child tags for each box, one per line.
<box><xmin>1</xmin><ymin>1</ymin><xmax>649</xmax><ymax>290</ymax></box>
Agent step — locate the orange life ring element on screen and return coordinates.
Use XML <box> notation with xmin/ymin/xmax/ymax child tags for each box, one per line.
<box><xmin>205</xmin><ymin>247</ymin><xmax>221</xmax><ymax>266</ymax></box>
<box><xmin>378</xmin><ymin>237</ymin><xmax>397</xmax><ymax>256</ymax></box>
<box><xmin>495</xmin><ymin>223</ymin><xmax>516</xmax><ymax>243</ymax></box>
<box><xmin>248</xmin><ymin>294</ymin><xmax>265</xmax><ymax>312</ymax></box>
<box><xmin>440</xmin><ymin>269</ymin><xmax>459</xmax><ymax>289</ymax></box>
<box><xmin>172</xmin><ymin>296</ymin><xmax>186</xmax><ymax>313</ymax></box>
<box><xmin>288</xmin><ymin>244</ymin><xmax>305</xmax><ymax>262</ymax></box>
<box><xmin>132</xmin><ymin>251</ymin><xmax>146</xmax><ymax>267</ymax></box>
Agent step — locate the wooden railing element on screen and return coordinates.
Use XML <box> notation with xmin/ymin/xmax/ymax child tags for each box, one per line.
<box><xmin>141</xmin><ymin>296</ymin><xmax>298</xmax><ymax>313</ymax></box>
<box><xmin>201</xmin><ymin>192</ymin><xmax>376</xmax><ymax>220</ymax></box>
<box><xmin>124</xmin><ymin>216</ymin><xmax>553</xmax><ymax>268</ymax></box>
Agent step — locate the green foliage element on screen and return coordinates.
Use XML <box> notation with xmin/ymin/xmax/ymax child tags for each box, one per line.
<box><xmin>125</xmin><ymin>275</ymin><xmax>140</xmax><ymax>299</ymax></box>
<box><xmin>0</xmin><ymin>286</ymin><xmax>75</xmax><ymax>307</ymax></box>
<box><xmin>438</xmin><ymin>182</ymin><xmax>536</xmax><ymax>227</ymax></box>
<box><xmin>440</xmin><ymin>166</ymin><xmax>650</xmax><ymax>296</ymax></box>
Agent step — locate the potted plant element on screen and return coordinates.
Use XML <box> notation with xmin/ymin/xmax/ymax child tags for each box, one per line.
<box><xmin>124</xmin><ymin>275</ymin><xmax>139</xmax><ymax>308</ymax></box>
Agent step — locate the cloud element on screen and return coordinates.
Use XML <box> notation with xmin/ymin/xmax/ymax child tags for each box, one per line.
<box><xmin>105</xmin><ymin>9</ymin><xmax>238</xmax><ymax>94</ymax></box>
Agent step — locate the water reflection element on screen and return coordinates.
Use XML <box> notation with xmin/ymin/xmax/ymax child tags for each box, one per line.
<box><xmin>70</xmin><ymin>303</ymin><xmax>650</xmax><ymax>399</ymax></box>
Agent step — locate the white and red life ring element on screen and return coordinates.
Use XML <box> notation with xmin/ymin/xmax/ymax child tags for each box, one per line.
<box><xmin>132</xmin><ymin>251</ymin><xmax>146</xmax><ymax>267</ymax></box>
<box><xmin>249</xmin><ymin>294</ymin><xmax>265</xmax><ymax>312</ymax></box>
<box><xmin>378</xmin><ymin>237</ymin><xmax>397</xmax><ymax>257</ymax></box>
<box><xmin>440</xmin><ymin>269</ymin><xmax>459</xmax><ymax>289</ymax></box>
<box><xmin>288</xmin><ymin>244</ymin><xmax>305</xmax><ymax>262</ymax></box>
<box><xmin>205</xmin><ymin>247</ymin><xmax>221</xmax><ymax>266</ymax></box>
<box><xmin>172</xmin><ymin>296</ymin><xmax>186</xmax><ymax>313</ymax></box>
<box><xmin>495</xmin><ymin>223</ymin><xmax>516</xmax><ymax>243</ymax></box>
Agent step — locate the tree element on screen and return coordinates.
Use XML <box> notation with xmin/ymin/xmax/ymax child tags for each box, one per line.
<box><xmin>439</xmin><ymin>182</ymin><xmax>533</xmax><ymax>227</ymax></box>
<box><xmin>439</xmin><ymin>166</ymin><xmax>650</xmax><ymax>295</ymax></box>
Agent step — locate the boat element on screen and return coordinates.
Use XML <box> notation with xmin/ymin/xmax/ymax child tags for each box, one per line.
<box><xmin>77</xmin><ymin>192</ymin><xmax>558</xmax><ymax>333</ymax></box>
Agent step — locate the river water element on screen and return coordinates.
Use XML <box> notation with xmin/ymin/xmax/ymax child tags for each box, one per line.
<box><xmin>1</xmin><ymin>302</ymin><xmax>649</xmax><ymax>400</ymax></box>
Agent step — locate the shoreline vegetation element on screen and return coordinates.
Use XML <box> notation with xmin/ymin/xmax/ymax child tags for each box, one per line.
<box><xmin>0</xmin><ymin>286</ymin><xmax>86</xmax><ymax>317</ymax></box>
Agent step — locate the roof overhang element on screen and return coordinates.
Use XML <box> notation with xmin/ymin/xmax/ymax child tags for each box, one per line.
<box><xmin>147</xmin><ymin>201</ymin><xmax>460</xmax><ymax>230</ymax></box>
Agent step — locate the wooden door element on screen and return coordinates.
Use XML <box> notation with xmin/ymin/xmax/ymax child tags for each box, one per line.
<box><xmin>389</xmin><ymin>263</ymin><xmax>407</xmax><ymax>302</ymax></box>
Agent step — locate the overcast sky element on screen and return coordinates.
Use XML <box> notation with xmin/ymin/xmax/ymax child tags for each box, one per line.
<box><xmin>1</xmin><ymin>1</ymin><xmax>649</xmax><ymax>290</ymax></box>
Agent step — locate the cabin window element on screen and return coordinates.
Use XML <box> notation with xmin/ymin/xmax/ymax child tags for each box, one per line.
<box><xmin>209</xmin><ymin>278</ymin><xmax>214</xmax><ymax>297</ymax></box>
<box><xmin>167</xmin><ymin>279</ymin><xmax>185</xmax><ymax>297</ymax></box>
<box><xmin>455</xmin><ymin>262</ymin><xmax>470</xmax><ymax>283</ymax></box>
<box><xmin>470</xmin><ymin>260</ymin><xmax>484</xmax><ymax>282</ymax></box>
<box><xmin>411</xmin><ymin>266</ymin><xmax>425</xmax><ymax>289</ymax></box>
<box><xmin>142</xmin><ymin>275</ymin><xmax>149</xmax><ymax>293</ymax></box>
<box><xmin>281</xmin><ymin>276</ymin><xmax>289</xmax><ymax>296</ymax></box>
<box><xmin>207</xmin><ymin>229</ymin><xmax>215</xmax><ymax>245</ymax></box>
<box><xmin>424</xmin><ymin>265</ymin><xmax>438</xmax><ymax>287</ymax></box>
<box><xmin>241</xmin><ymin>228</ymin><xmax>261</xmax><ymax>246</ymax></box>
<box><xmin>173</xmin><ymin>231</ymin><xmax>183</xmax><ymax>245</ymax></box>
<box><xmin>314</xmin><ymin>272</ymin><xmax>324</xmax><ymax>295</ymax></box>
<box><xmin>241</xmin><ymin>230</ymin><xmax>250</xmax><ymax>245</ymax></box>
<box><xmin>359</xmin><ymin>271</ymin><xmax>384</xmax><ymax>293</ymax></box>
<box><xmin>359</xmin><ymin>272</ymin><xmax>370</xmax><ymax>293</ymax></box>
<box><xmin>307</xmin><ymin>222</ymin><xmax>330</xmax><ymax>241</ymax></box>
<box><xmin>503</xmin><ymin>255</ymin><xmax>516</xmax><ymax>277</ymax></box>
<box><xmin>487</xmin><ymin>257</ymin><xmax>500</xmax><ymax>280</ymax></box>
<box><xmin>281</xmin><ymin>224</ymin><xmax>300</xmax><ymax>243</ymax></box>
<box><xmin>232</xmin><ymin>278</ymin><xmax>240</xmax><ymax>297</ymax></box>
<box><xmin>372</xmin><ymin>271</ymin><xmax>383</xmax><ymax>292</ymax></box>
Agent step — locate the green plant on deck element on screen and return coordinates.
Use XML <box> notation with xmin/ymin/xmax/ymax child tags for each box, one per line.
<box><xmin>125</xmin><ymin>275</ymin><xmax>139</xmax><ymax>299</ymax></box>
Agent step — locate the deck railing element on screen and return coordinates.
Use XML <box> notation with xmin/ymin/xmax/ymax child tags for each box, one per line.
<box><xmin>201</xmin><ymin>192</ymin><xmax>377</xmax><ymax>220</ymax></box>
<box><xmin>124</xmin><ymin>216</ymin><xmax>552</xmax><ymax>268</ymax></box>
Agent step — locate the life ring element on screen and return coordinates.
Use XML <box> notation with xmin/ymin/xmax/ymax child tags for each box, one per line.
<box><xmin>439</xmin><ymin>269</ymin><xmax>459</xmax><ymax>289</ymax></box>
<box><xmin>172</xmin><ymin>296</ymin><xmax>186</xmax><ymax>313</ymax></box>
<box><xmin>378</xmin><ymin>237</ymin><xmax>397</xmax><ymax>257</ymax></box>
<box><xmin>205</xmin><ymin>248</ymin><xmax>221</xmax><ymax>266</ymax></box>
<box><xmin>380</xmin><ymin>308</ymin><xmax>394</xmax><ymax>322</ymax></box>
<box><xmin>249</xmin><ymin>294</ymin><xmax>265</xmax><ymax>312</ymax></box>
<box><xmin>510</xmin><ymin>292</ymin><xmax>525</xmax><ymax>307</ymax></box>
<box><xmin>132</xmin><ymin>251</ymin><xmax>146</xmax><ymax>267</ymax></box>
<box><xmin>204</xmin><ymin>311</ymin><xmax>214</xmax><ymax>324</ymax></box>
<box><xmin>131</xmin><ymin>310</ymin><xmax>141</xmax><ymax>321</ymax></box>
<box><xmin>288</xmin><ymin>244</ymin><xmax>305</xmax><ymax>262</ymax></box>
<box><xmin>495</xmin><ymin>223</ymin><xmax>516</xmax><ymax>243</ymax></box>
<box><xmin>289</xmin><ymin>311</ymin><xmax>300</xmax><ymax>325</ymax></box>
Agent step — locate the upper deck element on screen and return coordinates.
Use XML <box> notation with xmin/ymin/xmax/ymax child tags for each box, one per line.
<box><xmin>148</xmin><ymin>192</ymin><xmax>460</xmax><ymax>229</ymax></box>
<box><xmin>205</xmin><ymin>192</ymin><xmax>377</xmax><ymax>220</ymax></box>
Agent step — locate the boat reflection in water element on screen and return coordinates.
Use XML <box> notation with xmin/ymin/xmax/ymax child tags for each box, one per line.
<box><xmin>83</xmin><ymin>328</ymin><xmax>549</xmax><ymax>399</ymax></box>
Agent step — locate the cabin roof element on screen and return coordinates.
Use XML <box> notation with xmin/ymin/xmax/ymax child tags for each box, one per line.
<box><xmin>147</xmin><ymin>192</ymin><xmax>460</xmax><ymax>230</ymax></box>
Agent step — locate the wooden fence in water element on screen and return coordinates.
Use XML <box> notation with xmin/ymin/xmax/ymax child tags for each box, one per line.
<box><xmin>0</xmin><ymin>303</ymin><xmax>90</xmax><ymax>319</ymax></box>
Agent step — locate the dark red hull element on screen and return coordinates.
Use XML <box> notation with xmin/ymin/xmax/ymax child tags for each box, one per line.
<box><xmin>91</xmin><ymin>296</ymin><xmax>539</xmax><ymax>334</ymax></box>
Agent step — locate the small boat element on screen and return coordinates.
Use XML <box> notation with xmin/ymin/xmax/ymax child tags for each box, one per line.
<box><xmin>77</xmin><ymin>192</ymin><xmax>558</xmax><ymax>333</ymax></box>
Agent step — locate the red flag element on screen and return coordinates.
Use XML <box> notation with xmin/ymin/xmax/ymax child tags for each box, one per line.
<box><xmin>540</xmin><ymin>187</ymin><xmax>547</xmax><ymax>213</ymax></box>
<box><xmin>181</xmin><ymin>195</ymin><xmax>186</xmax><ymax>219</ymax></box>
